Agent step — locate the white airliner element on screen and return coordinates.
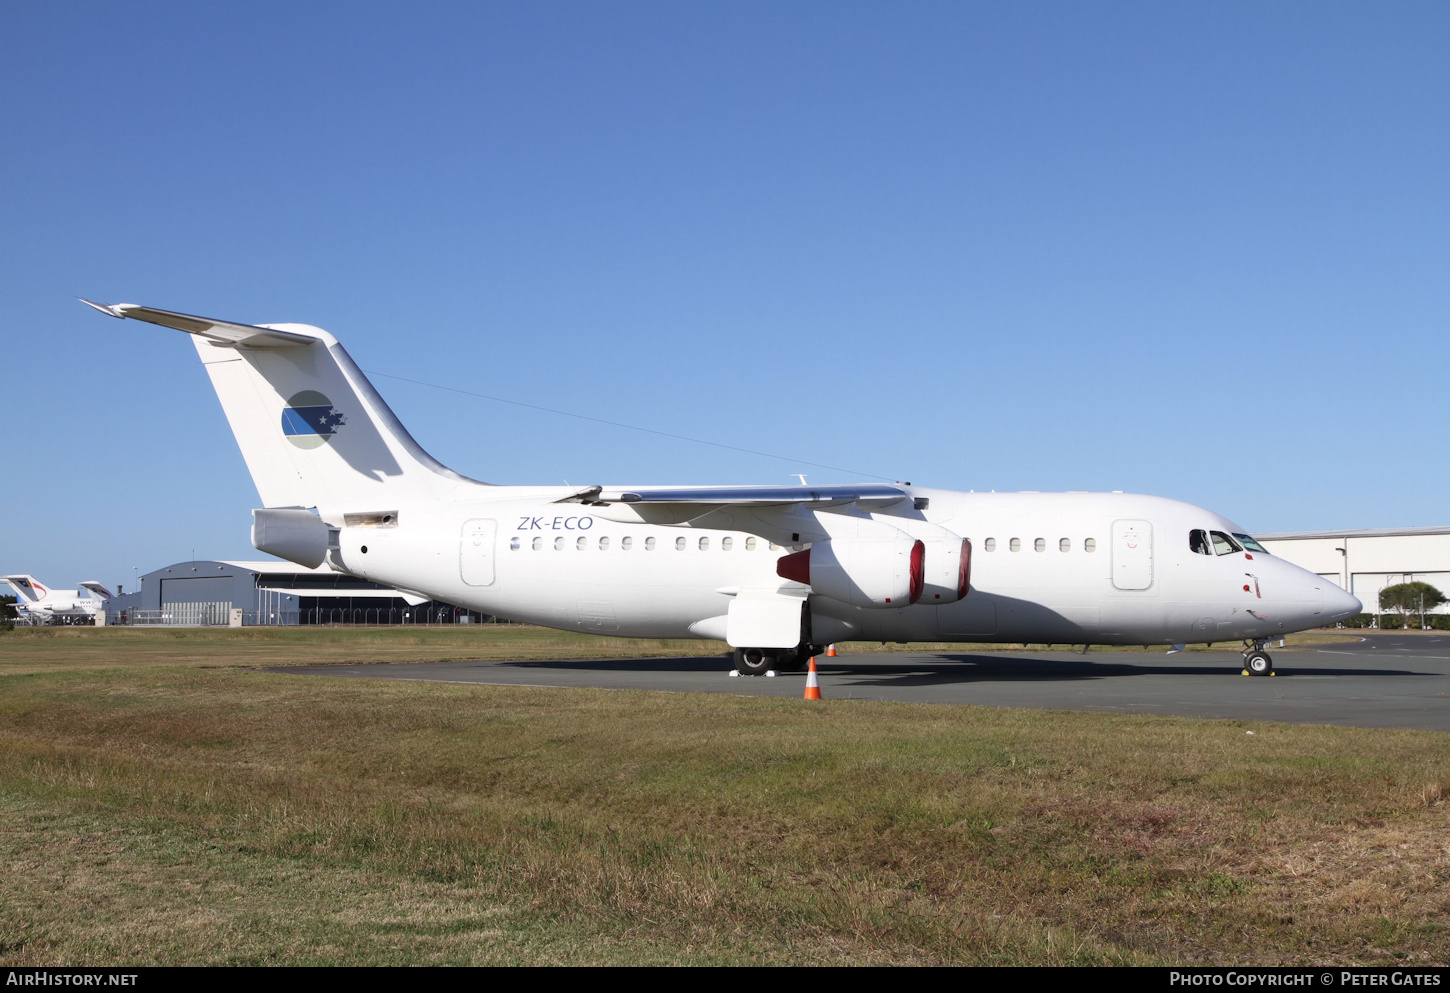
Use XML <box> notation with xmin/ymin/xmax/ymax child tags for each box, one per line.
<box><xmin>82</xmin><ymin>300</ymin><xmax>1361</xmax><ymax>675</ymax></box>
<box><xmin>3</xmin><ymin>575</ymin><xmax>112</xmax><ymax>623</ymax></box>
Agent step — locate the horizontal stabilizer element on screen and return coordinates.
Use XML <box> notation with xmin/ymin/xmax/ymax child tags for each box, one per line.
<box><xmin>79</xmin><ymin>300</ymin><xmax>316</xmax><ymax>348</ymax></box>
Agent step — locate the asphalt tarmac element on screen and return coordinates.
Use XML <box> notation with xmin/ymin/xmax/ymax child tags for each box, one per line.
<box><xmin>273</xmin><ymin>631</ymin><xmax>1450</xmax><ymax>731</ymax></box>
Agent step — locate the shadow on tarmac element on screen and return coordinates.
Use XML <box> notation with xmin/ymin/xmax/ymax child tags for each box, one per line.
<box><xmin>498</xmin><ymin>654</ymin><xmax>1427</xmax><ymax>683</ymax></box>
<box><xmin>843</xmin><ymin>657</ymin><xmax>1425</xmax><ymax>685</ymax></box>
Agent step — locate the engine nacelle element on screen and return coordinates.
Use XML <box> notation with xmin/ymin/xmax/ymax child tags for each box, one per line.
<box><xmin>776</xmin><ymin>534</ymin><xmax>924</xmax><ymax>609</ymax></box>
<box><xmin>919</xmin><ymin>535</ymin><xmax>972</xmax><ymax>604</ymax></box>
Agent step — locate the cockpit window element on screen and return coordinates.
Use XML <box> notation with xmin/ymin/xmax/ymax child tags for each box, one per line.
<box><xmin>1210</xmin><ymin>531</ymin><xmax>1242</xmax><ymax>555</ymax></box>
<box><xmin>1189</xmin><ymin>529</ymin><xmax>1211</xmax><ymax>555</ymax></box>
<box><xmin>1233</xmin><ymin>533</ymin><xmax>1268</xmax><ymax>554</ymax></box>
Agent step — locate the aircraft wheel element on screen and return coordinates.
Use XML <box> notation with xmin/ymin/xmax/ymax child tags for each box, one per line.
<box><xmin>734</xmin><ymin>647</ymin><xmax>775</xmax><ymax>676</ymax></box>
<box><xmin>1245</xmin><ymin>651</ymin><xmax>1273</xmax><ymax>676</ymax></box>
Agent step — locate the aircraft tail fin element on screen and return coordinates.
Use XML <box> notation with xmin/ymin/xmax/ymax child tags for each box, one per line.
<box><xmin>2</xmin><ymin>575</ymin><xmax>46</xmax><ymax>602</ymax></box>
<box><xmin>81</xmin><ymin>300</ymin><xmax>488</xmax><ymax>512</ymax></box>
<box><xmin>78</xmin><ymin>581</ymin><xmax>114</xmax><ymax>601</ymax></box>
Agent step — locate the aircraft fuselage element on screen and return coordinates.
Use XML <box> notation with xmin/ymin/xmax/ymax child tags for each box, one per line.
<box><xmin>332</xmin><ymin>488</ymin><xmax>1360</xmax><ymax>646</ymax></box>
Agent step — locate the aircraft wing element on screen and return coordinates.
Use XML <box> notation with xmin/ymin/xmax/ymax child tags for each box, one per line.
<box><xmin>79</xmin><ymin>300</ymin><xmax>316</xmax><ymax>348</ymax></box>
<box><xmin>586</xmin><ymin>484</ymin><xmax>911</xmax><ymax>510</ymax></box>
<box><xmin>575</xmin><ymin>483</ymin><xmax>917</xmax><ymax>542</ymax></box>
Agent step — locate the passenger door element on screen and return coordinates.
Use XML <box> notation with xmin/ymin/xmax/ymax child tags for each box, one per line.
<box><xmin>1111</xmin><ymin>519</ymin><xmax>1153</xmax><ymax>591</ymax></box>
<box><xmin>460</xmin><ymin>519</ymin><xmax>497</xmax><ymax>586</ymax></box>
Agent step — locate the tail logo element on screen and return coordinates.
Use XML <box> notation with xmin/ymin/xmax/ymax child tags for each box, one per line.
<box><xmin>281</xmin><ymin>391</ymin><xmax>347</xmax><ymax>450</ymax></box>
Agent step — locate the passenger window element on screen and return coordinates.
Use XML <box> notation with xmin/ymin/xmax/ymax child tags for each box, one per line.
<box><xmin>699</xmin><ymin>537</ymin><xmax>710</xmax><ymax>551</ymax></box>
<box><xmin>1189</xmin><ymin>529</ymin><xmax>1211</xmax><ymax>555</ymax></box>
<box><xmin>1009</xmin><ymin>538</ymin><xmax>1021</xmax><ymax>552</ymax></box>
<box><xmin>1084</xmin><ymin>537</ymin><xmax>1096</xmax><ymax>553</ymax></box>
<box><xmin>1210</xmin><ymin>531</ymin><xmax>1242</xmax><ymax>555</ymax></box>
<box><xmin>645</xmin><ymin>537</ymin><xmax>656</xmax><ymax>551</ymax></box>
<box><xmin>532</xmin><ymin>536</ymin><xmax>543</xmax><ymax>551</ymax></box>
<box><xmin>745</xmin><ymin>537</ymin><xmax>757</xmax><ymax>551</ymax></box>
<box><xmin>769</xmin><ymin>542</ymin><xmax>780</xmax><ymax>551</ymax></box>
<box><xmin>984</xmin><ymin>538</ymin><xmax>996</xmax><ymax>552</ymax></box>
<box><xmin>675</xmin><ymin>536</ymin><xmax>686</xmax><ymax>551</ymax></box>
<box><xmin>621</xmin><ymin>536</ymin><xmax>633</xmax><ymax>550</ymax></box>
<box><xmin>554</xmin><ymin>536</ymin><xmax>565</xmax><ymax>551</ymax></box>
<box><xmin>1034</xmin><ymin>538</ymin><xmax>1046</xmax><ymax>552</ymax></box>
<box><xmin>721</xmin><ymin>537</ymin><xmax>733</xmax><ymax>551</ymax></box>
<box><xmin>1059</xmin><ymin>538</ymin><xmax>1070</xmax><ymax>552</ymax></box>
<box><xmin>576</xmin><ymin>536</ymin><xmax>587</xmax><ymax>551</ymax></box>
<box><xmin>599</xmin><ymin>536</ymin><xmax>610</xmax><ymax>551</ymax></box>
<box><xmin>509</xmin><ymin>536</ymin><xmax>520</xmax><ymax>550</ymax></box>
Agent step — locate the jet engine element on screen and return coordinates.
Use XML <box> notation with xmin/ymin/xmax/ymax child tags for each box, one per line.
<box><xmin>918</xmin><ymin>535</ymin><xmax>972</xmax><ymax>604</ymax></box>
<box><xmin>776</xmin><ymin>533</ymin><xmax>924</xmax><ymax>608</ymax></box>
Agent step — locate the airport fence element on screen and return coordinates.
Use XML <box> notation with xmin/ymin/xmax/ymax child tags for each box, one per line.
<box><xmin>290</xmin><ymin>606</ymin><xmax>497</xmax><ymax>626</ymax></box>
<box><xmin>131</xmin><ymin>602</ymin><xmax>233</xmax><ymax>627</ymax></box>
<box><xmin>13</xmin><ymin>614</ymin><xmax>95</xmax><ymax>627</ymax></box>
<box><xmin>108</xmin><ymin>606</ymin><xmax>498</xmax><ymax>627</ymax></box>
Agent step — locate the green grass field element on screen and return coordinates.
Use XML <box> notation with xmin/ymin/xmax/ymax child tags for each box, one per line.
<box><xmin>0</xmin><ymin>626</ymin><xmax>1445</xmax><ymax>965</ymax></box>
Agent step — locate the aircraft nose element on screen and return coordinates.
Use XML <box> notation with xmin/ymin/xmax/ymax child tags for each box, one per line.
<box><xmin>1324</xmin><ymin>585</ymin><xmax>1362</xmax><ymax>622</ymax></box>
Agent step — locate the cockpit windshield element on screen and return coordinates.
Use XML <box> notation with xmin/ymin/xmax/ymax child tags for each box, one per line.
<box><xmin>1233</xmin><ymin>533</ymin><xmax>1269</xmax><ymax>554</ymax></box>
<box><xmin>1209</xmin><ymin>531</ymin><xmax>1242</xmax><ymax>555</ymax></box>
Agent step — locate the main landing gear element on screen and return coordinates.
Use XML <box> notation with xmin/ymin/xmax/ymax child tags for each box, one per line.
<box><xmin>733</xmin><ymin>645</ymin><xmax>819</xmax><ymax>676</ymax></box>
<box><xmin>1241</xmin><ymin>639</ymin><xmax>1274</xmax><ymax>677</ymax></box>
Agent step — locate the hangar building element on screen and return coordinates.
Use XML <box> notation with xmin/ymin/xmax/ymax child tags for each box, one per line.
<box><xmin>105</xmin><ymin>559</ymin><xmax>489</xmax><ymax>626</ymax></box>
<box><xmin>1256</xmin><ymin>526</ymin><xmax>1450</xmax><ymax>619</ymax></box>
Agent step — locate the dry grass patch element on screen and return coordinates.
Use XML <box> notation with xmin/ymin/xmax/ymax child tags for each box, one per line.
<box><xmin>0</xmin><ymin>637</ymin><xmax>1447</xmax><ymax>965</ymax></box>
<box><xmin>0</xmin><ymin>625</ymin><xmax>729</xmax><ymax>676</ymax></box>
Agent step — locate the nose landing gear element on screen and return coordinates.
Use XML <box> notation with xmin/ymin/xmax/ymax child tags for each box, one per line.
<box><xmin>1241</xmin><ymin>639</ymin><xmax>1274</xmax><ymax>676</ymax></box>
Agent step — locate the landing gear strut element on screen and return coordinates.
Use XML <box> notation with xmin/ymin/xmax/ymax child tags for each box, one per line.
<box><xmin>1242</xmin><ymin>639</ymin><xmax>1273</xmax><ymax>677</ymax></box>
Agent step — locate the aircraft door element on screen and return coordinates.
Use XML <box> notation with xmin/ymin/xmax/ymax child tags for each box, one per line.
<box><xmin>1111</xmin><ymin>519</ymin><xmax>1153</xmax><ymax>591</ymax></box>
<box><xmin>460</xmin><ymin>519</ymin><xmax>497</xmax><ymax>586</ymax></box>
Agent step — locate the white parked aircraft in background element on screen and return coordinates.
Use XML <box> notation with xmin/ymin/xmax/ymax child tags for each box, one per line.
<box><xmin>3</xmin><ymin>575</ymin><xmax>112</xmax><ymax>624</ymax></box>
<box><xmin>82</xmin><ymin>300</ymin><xmax>1362</xmax><ymax>675</ymax></box>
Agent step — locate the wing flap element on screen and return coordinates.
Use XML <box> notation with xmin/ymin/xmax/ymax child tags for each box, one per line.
<box><xmin>592</xmin><ymin>483</ymin><xmax>908</xmax><ymax>509</ymax></box>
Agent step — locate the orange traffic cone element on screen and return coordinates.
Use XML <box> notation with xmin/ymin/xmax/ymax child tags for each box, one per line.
<box><xmin>804</xmin><ymin>656</ymin><xmax>822</xmax><ymax>700</ymax></box>
<box><xmin>826</xmin><ymin>644</ymin><xmax>837</xmax><ymax>657</ymax></box>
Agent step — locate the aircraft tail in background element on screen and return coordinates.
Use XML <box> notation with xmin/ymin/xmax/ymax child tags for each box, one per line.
<box><xmin>2</xmin><ymin>575</ymin><xmax>46</xmax><ymax>603</ymax></box>
<box><xmin>78</xmin><ymin>581</ymin><xmax>114</xmax><ymax>601</ymax></box>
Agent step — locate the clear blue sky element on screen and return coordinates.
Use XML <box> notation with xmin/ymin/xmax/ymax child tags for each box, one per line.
<box><xmin>3</xmin><ymin>1</ymin><xmax>1447</xmax><ymax>591</ymax></box>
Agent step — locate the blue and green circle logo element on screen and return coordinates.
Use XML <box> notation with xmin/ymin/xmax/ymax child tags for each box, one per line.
<box><xmin>281</xmin><ymin>390</ymin><xmax>346</xmax><ymax>450</ymax></box>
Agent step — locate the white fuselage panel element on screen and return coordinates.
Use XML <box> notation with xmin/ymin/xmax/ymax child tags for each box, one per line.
<box><xmin>324</xmin><ymin>489</ymin><xmax>1355</xmax><ymax>646</ymax></box>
